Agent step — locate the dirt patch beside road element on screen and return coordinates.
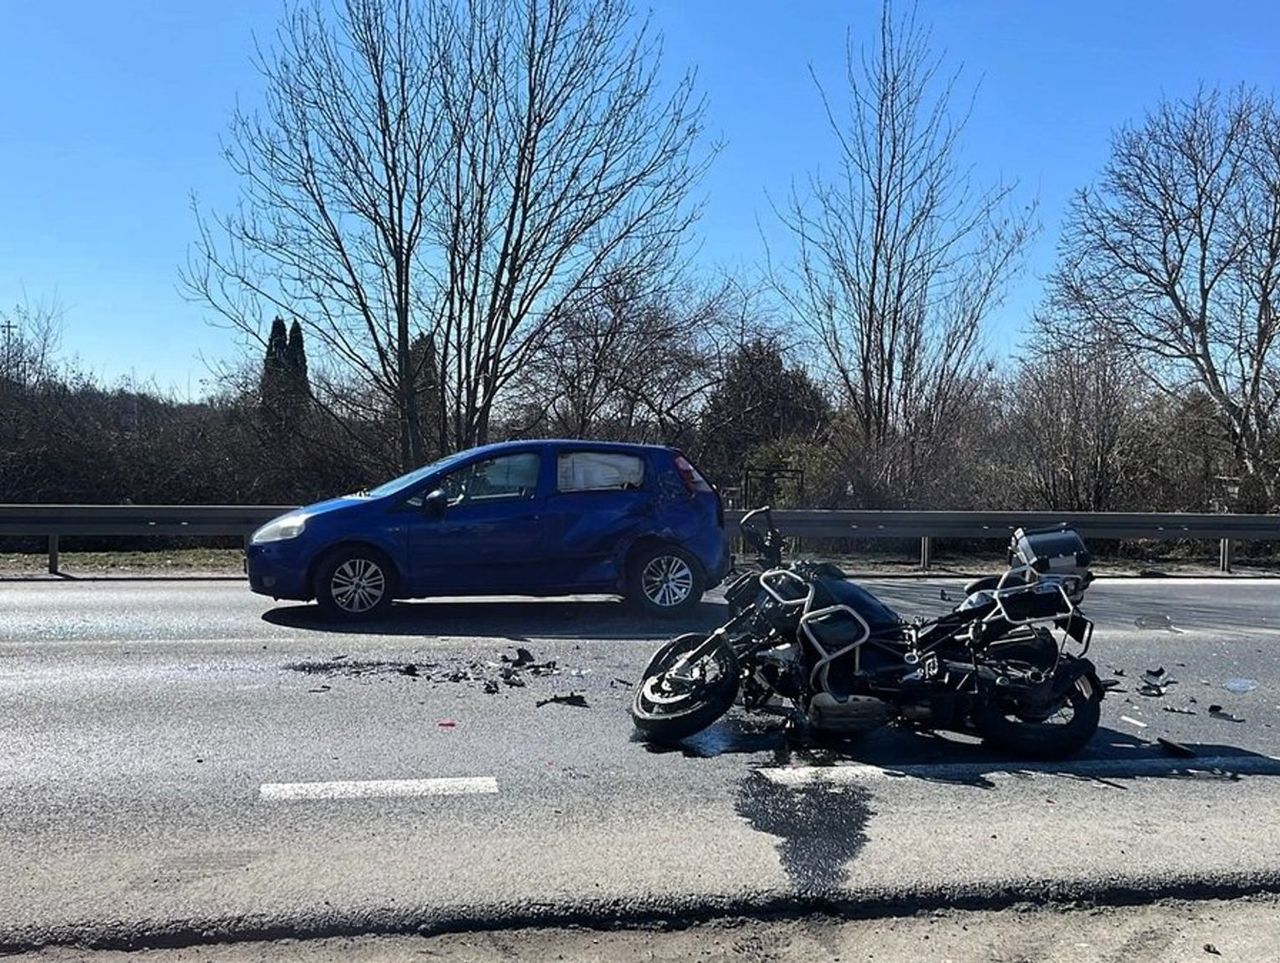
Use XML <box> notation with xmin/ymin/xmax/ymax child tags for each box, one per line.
<box><xmin>19</xmin><ymin>896</ymin><xmax>1280</xmax><ymax>962</ymax></box>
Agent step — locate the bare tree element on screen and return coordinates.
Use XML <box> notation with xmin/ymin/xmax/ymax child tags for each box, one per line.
<box><xmin>1004</xmin><ymin>315</ymin><xmax>1156</xmax><ymax>511</ymax></box>
<box><xmin>0</xmin><ymin>296</ymin><xmax>61</xmax><ymax>388</ymax></box>
<box><xmin>512</xmin><ymin>273</ymin><xmax>734</xmax><ymax>444</ymax></box>
<box><xmin>769</xmin><ymin>3</ymin><xmax>1033</xmax><ymax>496</ymax></box>
<box><xmin>186</xmin><ymin>0</ymin><xmax>710</xmax><ymax>470</ymax></box>
<box><xmin>1055</xmin><ymin>86</ymin><xmax>1280</xmax><ymax>507</ymax></box>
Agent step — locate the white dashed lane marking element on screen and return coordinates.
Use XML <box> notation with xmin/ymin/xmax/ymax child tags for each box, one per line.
<box><xmin>259</xmin><ymin>776</ymin><xmax>499</xmax><ymax>801</ymax></box>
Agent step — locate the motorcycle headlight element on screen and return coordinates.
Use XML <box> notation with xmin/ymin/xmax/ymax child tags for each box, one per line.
<box><xmin>251</xmin><ymin>513</ymin><xmax>308</xmax><ymax>545</ymax></box>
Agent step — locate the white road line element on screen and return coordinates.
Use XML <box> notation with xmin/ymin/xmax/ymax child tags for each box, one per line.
<box><xmin>259</xmin><ymin>776</ymin><xmax>498</xmax><ymax>801</ymax></box>
<box><xmin>757</xmin><ymin>754</ymin><xmax>1280</xmax><ymax>786</ymax></box>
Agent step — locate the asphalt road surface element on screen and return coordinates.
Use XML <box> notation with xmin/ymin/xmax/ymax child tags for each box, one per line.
<box><xmin>3</xmin><ymin>577</ymin><xmax>1280</xmax><ymax>951</ymax></box>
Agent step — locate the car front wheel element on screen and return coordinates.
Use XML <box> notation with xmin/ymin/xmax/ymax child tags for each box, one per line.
<box><xmin>314</xmin><ymin>548</ymin><xmax>395</xmax><ymax>621</ymax></box>
<box><xmin>627</xmin><ymin>545</ymin><xmax>705</xmax><ymax>618</ymax></box>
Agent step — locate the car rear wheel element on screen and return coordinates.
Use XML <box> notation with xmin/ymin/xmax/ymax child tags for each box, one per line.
<box><xmin>627</xmin><ymin>545</ymin><xmax>705</xmax><ymax>618</ymax></box>
<box><xmin>314</xmin><ymin>548</ymin><xmax>395</xmax><ymax>621</ymax></box>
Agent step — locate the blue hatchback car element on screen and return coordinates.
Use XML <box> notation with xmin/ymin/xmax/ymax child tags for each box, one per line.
<box><xmin>246</xmin><ymin>440</ymin><xmax>730</xmax><ymax>620</ymax></box>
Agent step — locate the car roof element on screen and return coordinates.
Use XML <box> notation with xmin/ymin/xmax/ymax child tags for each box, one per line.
<box><xmin>461</xmin><ymin>439</ymin><xmax>674</xmax><ymax>457</ymax></box>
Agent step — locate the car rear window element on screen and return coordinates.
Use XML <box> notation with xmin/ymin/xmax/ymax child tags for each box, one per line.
<box><xmin>557</xmin><ymin>451</ymin><xmax>645</xmax><ymax>492</ymax></box>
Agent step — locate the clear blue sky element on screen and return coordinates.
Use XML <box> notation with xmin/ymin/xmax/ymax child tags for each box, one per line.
<box><xmin>2</xmin><ymin>1</ymin><xmax>1277</xmax><ymax>396</ymax></box>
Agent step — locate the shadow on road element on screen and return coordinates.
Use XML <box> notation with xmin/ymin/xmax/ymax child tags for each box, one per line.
<box><xmin>262</xmin><ymin>597</ymin><xmax>728</xmax><ymax>640</ymax></box>
<box><xmin>646</xmin><ymin>716</ymin><xmax>1280</xmax><ymax>785</ymax></box>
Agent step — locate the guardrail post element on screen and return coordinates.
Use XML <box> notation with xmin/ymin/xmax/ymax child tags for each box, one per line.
<box><xmin>1220</xmin><ymin>537</ymin><xmax>1234</xmax><ymax>573</ymax></box>
<box><xmin>48</xmin><ymin>535</ymin><xmax>59</xmax><ymax>575</ymax></box>
<box><xmin>920</xmin><ymin>536</ymin><xmax>932</xmax><ymax>572</ymax></box>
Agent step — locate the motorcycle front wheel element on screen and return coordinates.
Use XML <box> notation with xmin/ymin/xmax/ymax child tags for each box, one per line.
<box><xmin>631</xmin><ymin>633</ymin><xmax>740</xmax><ymax>743</ymax></box>
<box><xmin>977</xmin><ymin>670</ymin><xmax>1102</xmax><ymax>759</ymax></box>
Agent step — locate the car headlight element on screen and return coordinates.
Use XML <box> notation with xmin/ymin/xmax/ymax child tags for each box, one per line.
<box><xmin>251</xmin><ymin>513</ymin><xmax>308</xmax><ymax>545</ymax></box>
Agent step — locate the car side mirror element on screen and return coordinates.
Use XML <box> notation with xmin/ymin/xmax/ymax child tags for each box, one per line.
<box><xmin>422</xmin><ymin>488</ymin><xmax>447</xmax><ymax>521</ymax></box>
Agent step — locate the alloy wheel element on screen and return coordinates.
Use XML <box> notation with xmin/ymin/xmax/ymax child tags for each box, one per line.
<box><xmin>641</xmin><ymin>555</ymin><xmax>694</xmax><ymax>608</ymax></box>
<box><xmin>329</xmin><ymin>558</ymin><xmax>386</xmax><ymax>613</ymax></box>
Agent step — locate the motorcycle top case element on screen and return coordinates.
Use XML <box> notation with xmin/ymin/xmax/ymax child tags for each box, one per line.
<box><xmin>1010</xmin><ymin>527</ymin><xmax>1091</xmax><ymax>576</ymax></box>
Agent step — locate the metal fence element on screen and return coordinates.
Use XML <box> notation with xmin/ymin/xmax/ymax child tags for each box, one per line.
<box><xmin>2</xmin><ymin>504</ymin><xmax>1277</xmax><ymax>575</ymax></box>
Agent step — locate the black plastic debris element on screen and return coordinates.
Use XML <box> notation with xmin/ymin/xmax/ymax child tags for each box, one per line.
<box><xmin>1100</xmin><ymin>678</ymin><xmax>1125</xmax><ymax>692</ymax></box>
<box><xmin>1139</xmin><ymin>668</ymin><xmax>1176</xmax><ymax>697</ymax></box>
<box><xmin>503</xmin><ymin>647</ymin><xmax>536</xmax><ymax>668</ymax></box>
<box><xmin>1208</xmin><ymin>704</ymin><xmax>1246</xmax><ymax>722</ymax></box>
<box><xmin>536</xmin><ymin>692</ymin><xmax>590</xmax><ymax>709</ymax></box>
<box><xmin>1204</xmin><ymin>944</ymin><xmax>1221</xmax><ymax>956</ymax></box>
<box><xmin>1157</xmin><ymin>737</ymin><xmax>1196</xmax><ymax>758</ymax></box>
<box><xmin>611</xmin><ymin>677</ymin><xmax>633</xmax><ymax>688</ymax></box>
<box><xmin>308</xmin><ymin>684</ymin><xmax>330</xmax><ymax>693</ymax></box>
<box><xmin>483</xmin><ymin>680</ymin><xmax>499</xmax><ymax>695</ymax></box>
<box><xmin>399</xmin><ymin>663</ymin><xmax>419</xmax><ymax>677</ymax></box>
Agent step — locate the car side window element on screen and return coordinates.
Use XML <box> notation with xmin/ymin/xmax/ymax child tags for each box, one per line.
<box><xmin>439</xmin><ymin>453</ymin><xmax>541</xmax><ymax>506</ymax></box>
<box><xmin>556</xmin><ymin>452</ymin><xmax>645</xmax><ymax>492</ymax></box>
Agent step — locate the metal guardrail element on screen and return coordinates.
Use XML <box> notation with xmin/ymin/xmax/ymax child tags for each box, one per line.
<box><xmin>0</xmin><ymin>505</ymin><xmax>294</xmax><ymax>573</ymax></box>
<box><xmin>1</xmin><ymin>504</ymin><xmax>1275</xmax><ymax>574</ymax></box>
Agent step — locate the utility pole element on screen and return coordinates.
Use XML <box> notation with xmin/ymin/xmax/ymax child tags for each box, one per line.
<box><xmin>0</xmin><ymin>320</ymin><xmax>16</xmax><ymax>381</ymax></box>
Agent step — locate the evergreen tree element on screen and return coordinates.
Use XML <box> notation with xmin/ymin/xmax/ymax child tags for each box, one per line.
<box><xmin>260</xmin><ymin>316</ymin><xmax>290</xmax><ymax>420</ymax></box>
<box><xmin>697</xmin><ymin>339</ymin><xmax>831</xmax><ymax>490</ymax></box>
<box><xmin>285</xmin><ymin>319</ymin><xmax>310</xmax><ymax>400</ymax></box>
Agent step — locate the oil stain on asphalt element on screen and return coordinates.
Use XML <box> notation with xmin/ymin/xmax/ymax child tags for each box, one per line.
<box><xmin>735</xmin><ymin>770</ymin><xmax>872</xmax><ymax>894</ymax></box>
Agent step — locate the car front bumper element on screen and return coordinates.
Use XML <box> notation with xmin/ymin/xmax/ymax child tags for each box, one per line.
<box><xmin>245</xmin><ymin>542</ymin><xmax>311</xmax><ymax>600</ymax></box>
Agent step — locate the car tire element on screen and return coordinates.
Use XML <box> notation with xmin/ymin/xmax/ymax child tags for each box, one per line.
<box><xmin>314</xmin><ymin>547</ymin><xmax>396</xmax><ymax>621</ymax></box>
<box><xmin>627</xmin><ymin>544</ymin><xmax>705</xmax><ymax>618</ymax></box>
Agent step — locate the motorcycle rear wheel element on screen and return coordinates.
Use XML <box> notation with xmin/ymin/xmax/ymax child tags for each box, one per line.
<box><xmin>977</xmin><ymin>671</ymin><xmax>1102</xmax><ymax>759</ymax></box>
<box><xmin>631</xmin><ymin>633</ymin><xmax>740</xmax><ymax>743</ymax></box>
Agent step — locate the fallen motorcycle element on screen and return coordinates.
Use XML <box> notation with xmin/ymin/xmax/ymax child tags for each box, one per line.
<box><xmin>631</xmin><ymin>507</ymin><xmax>1104</xmax><ymax>758</ymax></box>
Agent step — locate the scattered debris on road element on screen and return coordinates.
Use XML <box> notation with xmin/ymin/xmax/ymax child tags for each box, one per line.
<box><xmin>437</xmin><ymin>719</ymin><xmax>457</xmax><ymax>729</ymax></box>
<box><xmin>502</xmin><ymin>647</ymin><xmax>536</xmax><ymax>668</ymax></box>
<box><xmin>1162</xmin><ymin>705</ymin><xmax>1196</xmax><ymax>715</ymax></box>
<box><xmin>1208</xmin><ymin>705</ymin><xmax>1246</xmax><ymax>723</ymax></box>
<box><xmin>1224</xmin><ymin>678</ymin><xmax>1259</xmax><ymax>694</ymax></box>
<box><xmin>1134</xmin><ymin>613</ymin><xmax>1180</xmax><ymax>632</ymax></box>
<box><xmin>536</xmin><ymin>692</ymin><xmax>590</xmax><ymax>709</ymax></box>
<box><xmin>1119</xmin><ymin>715</ymin><xmax>1148</xmax><ymax>728</ymax></box>
<box><xmin>284</xmin><ymin>646</ymin><xmax>572</xmax><ymax>693</ymax></box>
<box><xmin>1139</xmin><ymin>667</ymin><xmax>1176</xmax><ymax>697</ymax></box>
<box><xmin>1205</xmin><ymin>944</ymin><xmax>1221</xmax><ymax>956</ymax></box>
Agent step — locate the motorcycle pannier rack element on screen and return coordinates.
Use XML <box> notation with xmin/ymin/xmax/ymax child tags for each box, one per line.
<box><xmin>1009</xmin><ymin>527</ymin><xmax>1091</xmax><ymax>577</ymax></box>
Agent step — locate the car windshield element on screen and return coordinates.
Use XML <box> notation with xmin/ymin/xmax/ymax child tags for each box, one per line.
<box><xmin>362</xmin><ymin>450</ymin><xmax>472</xmax><ymax>499</ymax></box>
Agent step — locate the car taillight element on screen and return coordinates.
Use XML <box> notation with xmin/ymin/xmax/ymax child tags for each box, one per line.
<box><xmin>672</xmin><ymin>453</ymin><xmax>713</xmax><ymax>494</ymax></box>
